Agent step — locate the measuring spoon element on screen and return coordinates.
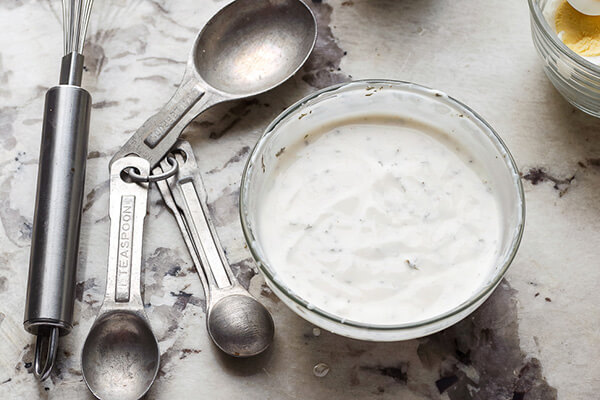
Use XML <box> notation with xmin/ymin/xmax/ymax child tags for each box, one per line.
<box><xmin>82</xmin><ymin>157</ymin><xmax>159</xmax><ymax>400</ymax></box>
<box><xmin>567</xmin><ymin>0</ymin><xmax>600</xmax><ymax>15</ymax></box>
<box><xmin>156</xmin><ymin>141</ymin><xmax>274</xmax><ymax>357</ymax></box>
<box><xmin>110</xmin><ymin>0</ymin><xmax>317</xmax><ymax>168</ymax></box>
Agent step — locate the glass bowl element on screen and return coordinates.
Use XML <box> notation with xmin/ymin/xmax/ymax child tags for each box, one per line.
<box><xmin>529</xmin><ymin>0</ymin><xmax>600</xmax><ymax>117</ymax></box>
<box><xmin>240</xmin><ymin>80</ymin><xmax>525</xmax><ymax>341</ymax></box>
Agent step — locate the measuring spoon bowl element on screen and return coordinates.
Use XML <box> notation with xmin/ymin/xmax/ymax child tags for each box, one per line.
<box><xmin>111</xmin><ymin>0</ymin><xmax>317</xmax><ymax>168</ymax></box>
<box><xmin>208</xmin><ymin>294</ymin><xmax>275</xmax><ymax>358</ymax></box>
<box><xmin>193</xmin><ymin>0</ymin><xmax>317</xmax><ymax>96</ymax></box>
<box><xmin>81</xmin><ymin>311</ymin><xmax>159</xmax><ymax>400</ymax></box>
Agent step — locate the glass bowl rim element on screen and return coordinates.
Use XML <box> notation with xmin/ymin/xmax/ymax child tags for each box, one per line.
<box><xmin>239</xmin><ymin>79</ymin><xmax>526</xmax><ymax>332</ymax></box>
<box><xmin>528</xmin><ymin>0</ymin><xmax>600</xmax><ymax>74</ymax></box>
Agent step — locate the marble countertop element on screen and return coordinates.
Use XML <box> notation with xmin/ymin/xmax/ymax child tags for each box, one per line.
<box><xmin>1</xmin><ymin>0</ymin><xmax>598</xmax><ymax>398</ymax></box>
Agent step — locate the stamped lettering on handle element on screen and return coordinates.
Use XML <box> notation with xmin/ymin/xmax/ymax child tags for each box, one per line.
<box><xmin>143</xmin><ymin>80</ymin><xmax>203</xmax><ymax>148</ymax></box>
<box><xmin>115</xmin><ymin>195</ymin><xmax>135</xmax><ymax>302</ymax></box>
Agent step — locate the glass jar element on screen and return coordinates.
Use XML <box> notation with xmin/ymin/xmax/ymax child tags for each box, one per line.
<box><xmin>529</xmin><ymin>0</ymin><xmax>600</xmax><ymax>117</ymax></box>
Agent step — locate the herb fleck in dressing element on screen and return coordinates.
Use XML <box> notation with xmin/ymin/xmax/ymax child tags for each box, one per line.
<box><xmin>257</xmin><ymin>117</ymin><xmax>502</xmax><ymax>325</ymax></box>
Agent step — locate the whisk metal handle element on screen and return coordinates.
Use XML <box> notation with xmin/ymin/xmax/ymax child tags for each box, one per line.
<box><xmin>23</xmin><ymin>0</ymin><xmax>95</xmax><ymax>382</ymax></box>
<box><xmin>24</xmin><ymin>64</ymin><xmax>91</xmax><ymax>379</ymax></box>
<box><xmin>60</xmin><ymin>52</ymin><xmax>84</xmax><ymax>86</ymax></box>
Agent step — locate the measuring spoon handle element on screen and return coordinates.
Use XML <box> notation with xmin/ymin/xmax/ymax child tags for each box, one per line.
<box><xmin>110</xmin><ymin>68</ymin><xmax>220</xmax><ymax>169</ymax></box>
<box><xmin>103</xmin><ymin>157</ymin><xmax>150</xmax><ymax>308</ymax></box>
<box><xmin>154</xmin><ymin>170</ymin><xmax>211</xmax><ymax>295</ymax></box>
<box><xmin>166</xmin><ymin>141</ymin><xmax>236</xmax><ymax>292</ymax></box>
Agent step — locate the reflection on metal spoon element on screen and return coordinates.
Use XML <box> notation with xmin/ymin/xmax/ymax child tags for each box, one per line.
<box><xmin>111</xmin><ymin>0</ymin><xmax>317</xmax><ymax>168</ymax></box>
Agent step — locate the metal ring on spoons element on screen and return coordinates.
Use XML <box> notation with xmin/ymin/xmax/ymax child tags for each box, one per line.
<box><xmin>109</xmin><ymin>0</ymin><xmax>317</xmax><ymax>169</ymax></box>
<box><xmin>126</xmin><ymin>155</ymin><xmax>178</xmax><ymax>183</ymax></box>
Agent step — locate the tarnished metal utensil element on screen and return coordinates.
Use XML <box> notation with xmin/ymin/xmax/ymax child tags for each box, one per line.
<box><xmin>156</xmin><ymin>141</ymin><xmax>274</xmax><ymax>357</ymax></box>
<box><xmin>110</xmin><ymin>0</ymin><xmax>317</xmax><ymax>168</ymax></box>
<box><xmin>81</xmin><ymin>157</ymin><xmax>159</xmax><ymax>400</ymax></box>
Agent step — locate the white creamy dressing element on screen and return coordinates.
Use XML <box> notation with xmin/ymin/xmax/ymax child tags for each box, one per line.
<box><xmin>256</xmin><ymin>117</ymin><xmax>502</xmax><ymax>325</ymax></box>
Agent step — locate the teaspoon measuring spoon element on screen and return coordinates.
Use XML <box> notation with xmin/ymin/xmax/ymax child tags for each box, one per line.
<box><xmin>82</xmin><ymin>157</ymin><xmax>160</xmax><ymax>400</ymax></box>
<box><xmin>110</xmin><ymin>0</ymin><xmax>317</xmax><ymax>169</ymax></box>
<box><xmin>156</xmin><ymin>141</ymin><xmax>274</xmax><ymax>357</ymax></box>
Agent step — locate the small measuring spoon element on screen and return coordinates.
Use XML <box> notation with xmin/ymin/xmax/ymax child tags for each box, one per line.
<box><xmin>110</xmin><ymin>0</ymin><xmax>317</xmax><ymax>168</ymax></box>
<box><xmin>82</xmin><ymin>157</ymin><xmax>159</xmax><ymax>400</ymax></box>
<box><xmin>156</xmin><ymin>141</ymin><xmax>274</xmax><ymax>357</ymax></box>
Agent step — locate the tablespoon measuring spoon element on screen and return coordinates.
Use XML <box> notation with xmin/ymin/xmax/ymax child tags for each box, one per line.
<box><xmin>111</xmin><ymin>0</ymin><xmax>317</xmax><ymax>168</ymax></box>
<box><xmin>155</xmin><ymin>141</ymin><xmax>274</xmax><ymax>357</ymax></box>
<box><xmin>82</xmin><ymin>157</ymin><xmax>159</xmax><ymax>400</ymax></box>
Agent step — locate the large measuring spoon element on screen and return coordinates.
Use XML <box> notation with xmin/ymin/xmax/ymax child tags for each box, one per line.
<box><xmin>110</xmin><ymin>0</ymin><xmax>317</xmax><ymax>168</ymax></box>
<box><xmin>82</xmin><ymin>157</ymin><xmax>159</xmax><ymax>400</ymax></box>
<box><xmin>156</xmin><ymin>142</ymin><xmax>274</xmax><ymax>357</ymax></box>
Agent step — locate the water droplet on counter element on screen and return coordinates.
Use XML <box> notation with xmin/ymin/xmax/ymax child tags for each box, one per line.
<box><xmin>313</xmin><ymin>363</ymin><xmax>330</xmax><ymax>378</ymax></box>
<box><xmin>312</xmin><ymin>327</ymin><xmax>321</xmax><ymax>337</ymax></box>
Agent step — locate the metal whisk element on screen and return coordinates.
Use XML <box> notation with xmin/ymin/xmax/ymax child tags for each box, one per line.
<box><xmin>59</xmin><ymin>0</ymin><xmax>94</xmax><ymax>86</ymax></box>
<box><xmin>24</xmin><ymin>0</ymin><xmax>95</xmax><ymax>381</ymax></box>
<box><xmin>62</xmin><ymin>0</ymin><xmax>94</xmax><ymax>56</ymax></box>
